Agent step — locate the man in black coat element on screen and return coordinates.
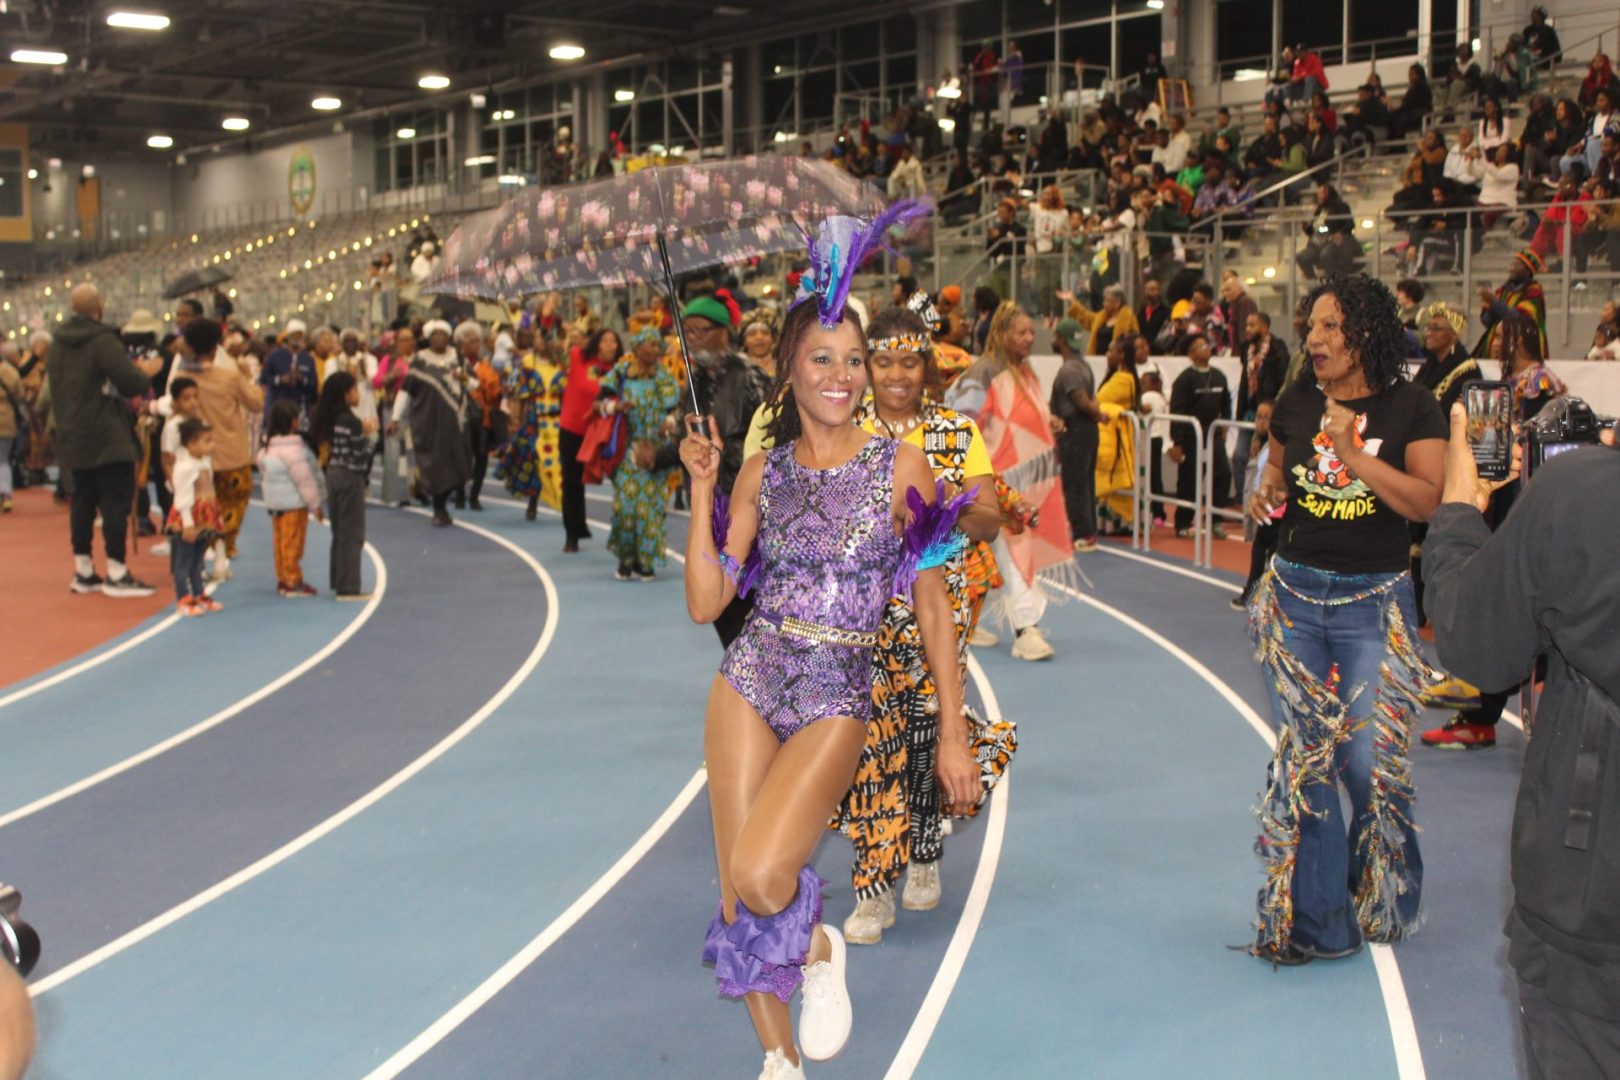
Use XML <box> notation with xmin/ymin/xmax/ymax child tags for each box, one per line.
<box><xmin>47</xmin><ymin>284</ymin><xmax>164</xmax><ymax>596</ymax></box>
<box><xmin>1425</xmin><ymin>410</ymin><xmax>1620</xmax><ymax>1079</ymax></box>
<box><xmin>1167</xmin><ymin>332</ymin><xmax>1232</xmax><ymax>538</ymax></box>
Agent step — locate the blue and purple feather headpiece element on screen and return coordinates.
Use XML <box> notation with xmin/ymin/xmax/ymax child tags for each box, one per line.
<box><xmin>796</xmin><ymin>199</ymin><xmax>933</xmax><ymax>328</ymax></box>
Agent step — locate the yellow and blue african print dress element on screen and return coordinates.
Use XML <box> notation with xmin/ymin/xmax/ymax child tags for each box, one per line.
<box><xmin>603</xmin><ymin>358</ymin><xmax>681</xmax><ymax>569</ymax></box>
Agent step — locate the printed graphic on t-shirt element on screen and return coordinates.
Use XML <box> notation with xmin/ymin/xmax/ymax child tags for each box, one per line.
<box><xmin>1292</xmin><ymin>411</ymin><xmax>1383</xmax><ymax>521</ymax></box>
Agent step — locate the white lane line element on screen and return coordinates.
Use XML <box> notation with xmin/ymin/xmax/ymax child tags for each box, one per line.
<box><xmin>883</xmin><ymin>654</ymin><xmax>1010</xmax><ymax>1080</ymax></box>
<box><xmin>361</xmin><ymin>768</ymin><xmax>710</xmax><ymax>1080</ymax></box>
<box><xmin>0</xmin><ymin>541</ymin><xmax>388</xmax><ymax>831</ymax></box>
<box><xmin>29</xmin><ymin>517</ymin><xmax>559</xmax><ymax>998</ymax></box>
<box><xmin>1098</xmin><ymin>543</ymin><xmax>1523</xmax><ymax>732</ymax></box>
<box><xmin>1093</xmin><ymin>542</ymin><xmax>1240</xmax><ymax>590</ymax></box>
<box><xmin>1049</xmin><ymin>580</ymin><xmax>1428</xmax><ymax>1080</ymax></box>
<box><xmin>0</xmin><ymin>615</ymin><xmax>180</xmax><ymax>711</ymax></box>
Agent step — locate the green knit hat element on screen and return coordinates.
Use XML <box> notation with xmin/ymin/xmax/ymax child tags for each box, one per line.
<box><xmin>682</xmin><ymin>295</ymin><xmax>733</xmax><ymax>330</ymax></box>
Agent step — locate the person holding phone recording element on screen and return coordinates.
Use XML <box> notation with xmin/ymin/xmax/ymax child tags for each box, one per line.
<box><xmin>1243</xmin><ymin>275</ymin><xmax>1447</xmax><ymax>965</ymax></box>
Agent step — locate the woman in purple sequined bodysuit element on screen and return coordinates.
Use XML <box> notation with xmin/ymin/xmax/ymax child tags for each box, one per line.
<box><xmin>681</xmin><ymin>299</ymin><xmax>974</xmax><ymax>1078</ymax></box>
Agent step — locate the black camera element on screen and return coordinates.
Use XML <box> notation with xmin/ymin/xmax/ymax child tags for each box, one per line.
<box><xmin>1522</xmin><ymin>396</ymin><xmax>1616</xmax><ymax>480</ymax></box>
<box><xmin>0</xmin><ymin>886</ymin><xmax>39</xmax><ymax>976</ymax></box>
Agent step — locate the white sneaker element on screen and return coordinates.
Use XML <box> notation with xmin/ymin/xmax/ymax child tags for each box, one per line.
<box><xmin>1010</xmin><ymin>626</ymin><xmax>1055</xmax><ymax>661</ymax></box>
<box><xmin>149</xmin><ymin>540</ymin><xmax>171</xmax><ymax>557</ymax></box>
<box><xmin>968</xmin><ymin>625</ymin><xmax>999</xmax><ymax>648</ymax></box>
<box><xmin>799</xmin><ymin>926</ymin><xmax>852</xmax><ymax>1062</ymax></box>
<box><xmin>759</xmin><ymin>1049</ymin><xmax>805</xmax><ymax>1080</ymax></box>
<box><xmin>902</xmin><ymin>863</ymin><xmax>941</xmax><ymax>911</ymax></box>
<box><xmin>842</xmin><ymin>892</ymin><xmax>896</xmax><ymax>945</ymax></box>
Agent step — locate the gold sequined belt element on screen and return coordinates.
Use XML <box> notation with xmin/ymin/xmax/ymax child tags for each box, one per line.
<box><xmin>754</xmin><ymin>609</ymin><xmax>877</xmax><ymax>648</ymax></box>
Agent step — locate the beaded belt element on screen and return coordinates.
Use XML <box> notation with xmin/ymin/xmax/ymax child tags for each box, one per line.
<box><xmin>1269</xmin><ymin>556</ymin><xmax>1407</xmax><ymax>607</ymax></box>
<box><xmin>754</xmin><ymin>609</ymin><xmax>877</xmax><ymax>649</ymax></box>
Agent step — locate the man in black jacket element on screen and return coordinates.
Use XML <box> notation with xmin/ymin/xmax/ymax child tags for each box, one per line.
<box><xmin>47</xmin><ymin>284</ymin><xmax>164</xmax><ymax>596</ymax></box>
<box><xmin>678</xmin><ymin>294</ymin><xmax>769</xmax><ymax>646</ymax></box>
<box><xmin>1167</xmin><ymin>332</ymin><xmax>1232</xmax><ymax>538</ymax></box>
<box><xmin>1424</xmin><ymin>409</ymin><xmax>1620</xmax><ymax>1079</ymax></box>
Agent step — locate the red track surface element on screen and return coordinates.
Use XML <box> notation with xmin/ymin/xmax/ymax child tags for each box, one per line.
<box><xmin>1</xmin><ymin>486</ymin><xmax>173</xmax><ymax>689</ymax></box>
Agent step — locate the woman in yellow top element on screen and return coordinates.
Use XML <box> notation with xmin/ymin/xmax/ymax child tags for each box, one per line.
<box><xmin>1094</xmin><ymin>332</ymin><xmax>1141</xmax><ymax>532</ymax></box>
<box><xmin>1062</xmin><ymin>283</ymin><xmax>1141</xmax><ymax>355</ymax></box>
<box><xmin>835</xmin><ymin>305</ymin><xmax>1010</xmax><ymax>948</ymax></box>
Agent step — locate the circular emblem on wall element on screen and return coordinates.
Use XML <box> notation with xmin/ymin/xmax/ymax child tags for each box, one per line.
<box><xmin>288</xmin><ymin>147</ymin><xmax>317</xmax><ymax>215</ymax></box>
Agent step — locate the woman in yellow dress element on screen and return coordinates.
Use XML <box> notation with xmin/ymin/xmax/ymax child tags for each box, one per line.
<box><xmin>499</xmin><ymin>328</ymin><xmax>567</xmax><ymax>519</ymax></box>
<box><xmin>1094</xmin><ymin>332</ymin><xmax>1140</xmax><ymax>532</ymax></box>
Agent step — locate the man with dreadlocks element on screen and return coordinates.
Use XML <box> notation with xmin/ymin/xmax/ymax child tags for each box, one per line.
<box><xmin>1474</xmin><ymin>248</ymin><xmax>1549</xmax><ymax>362</ymax></box>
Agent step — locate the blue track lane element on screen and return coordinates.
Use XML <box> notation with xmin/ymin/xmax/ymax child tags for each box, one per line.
<box><xmin>24</xmin><ymin>506</ymin><xmax>706</xmax><ymax>1078</ymax></box>
<box><xmin>0</xmin><ymin>513</ymin><xmax>360</xmax><ymax>820</ymax></box>
<box><xmin>11</xmin><ymin>507</ymin><xmax>534</xmax><ymax>983</ymax></box>
<box><xmin>17</xmin><ymin>496</ymin><xmax>1529</xmax><ymax>1077</ymax></box>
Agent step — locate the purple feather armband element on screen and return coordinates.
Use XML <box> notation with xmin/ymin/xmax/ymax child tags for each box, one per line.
<box><xmin>893</xmin><ymin>480</ymin><xmax>977</xmax><ymax>596</ymax></box>
<box><xmin>708</xmin><ymin>491</ymin><xmax>762</xmax><ymax>597</ymax></box>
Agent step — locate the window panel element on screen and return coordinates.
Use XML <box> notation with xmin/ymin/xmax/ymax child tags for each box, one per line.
<box><xmin>1009</xmin><ymin>0</ymin><xmax>1056</xmax><ymax>35</ymax></box>
<box><xmin>841</xmin><ymin>23</ymin><xmax>880</xmax><ymax>61</ymax></box>
<box><xmin>1217</xmin><ymin>0</ymin><xmax>1272</xmax><ymax>69</ymax></box>
<box><xmin>1059</xmin><ymin>0</ymin><xmax>1114</xmax><ymax>22</ymax></box>
<box><xmin>1281</xmin><ymin>0</ymin><xmax>1343</xmax><ymax>62</ymax></box>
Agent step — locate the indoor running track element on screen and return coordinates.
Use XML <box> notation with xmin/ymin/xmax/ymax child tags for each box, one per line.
<box><xmin>5</xmin><ymin>493</ymin><xmax>1528</xmax><ymax>1079</ymax></box>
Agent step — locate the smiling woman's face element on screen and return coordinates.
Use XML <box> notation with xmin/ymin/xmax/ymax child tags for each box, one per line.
<box><xmin>789</xmin><ymin>319</ymin><xmax>868</xmax><ymax>428</ymax></box>
<box><xmin>868</xmin><ymin>348</ymin><xmax>926</xmax><ymax>416</ymax></box>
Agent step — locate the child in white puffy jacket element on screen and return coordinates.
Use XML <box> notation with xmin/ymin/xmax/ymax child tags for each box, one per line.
<box><xmin>257</xmin><ymin>400</ymin><xmax>325</xmax><ymax>597</ymax></box>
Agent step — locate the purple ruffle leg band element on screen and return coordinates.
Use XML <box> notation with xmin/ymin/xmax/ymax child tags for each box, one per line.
<box><xmin>702</xmin><ymin>866</ymin><xmax>825</xmax><ymax>1002</ymax></box>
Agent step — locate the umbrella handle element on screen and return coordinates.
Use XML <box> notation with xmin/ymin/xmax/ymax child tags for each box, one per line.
<box><xmin>657</xmin><ymin>231</ymin><xmax>707</xmax><ymax>427</ymax></box>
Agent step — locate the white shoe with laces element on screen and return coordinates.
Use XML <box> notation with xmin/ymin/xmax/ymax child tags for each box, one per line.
<box><xmin>1011</xmin><ymin>625</ymin><xmax>1055</xmax><ymax>661</ymax></box>
<box><xmin>902</xmin><ymin>863</ymin><xmax>941</xmax><ymax>911</ymax></box>
<box><xmin>798</xmin><ymin>926</ymin><xmax>851</xmax><ymax>1062</ymax></box>
<box><xmin>842</xmin><ymin>891</ymin><xmax>896</xmax><ymax>945</ymax></box>
<box><xmin>968</xmin><ymin>625</ymin><xmax>999</xmax><ymax>648</ymax></box>
<box><xmin>759</xmin><ymin>1048</ymin><xmax>805</xmax><ymax>1079</ymax></box>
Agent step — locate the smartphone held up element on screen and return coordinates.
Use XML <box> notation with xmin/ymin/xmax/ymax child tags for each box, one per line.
<box><xmin>1463</xmin><ymin>380</ymin><xmax>1513</xmax><ymax>482</ymax></box>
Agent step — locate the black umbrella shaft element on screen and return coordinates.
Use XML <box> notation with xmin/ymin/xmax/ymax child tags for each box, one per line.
<box><xmin>658</xmin><ymin>230</ymin><xmax>706</xmax><ymax>424</ymax></box>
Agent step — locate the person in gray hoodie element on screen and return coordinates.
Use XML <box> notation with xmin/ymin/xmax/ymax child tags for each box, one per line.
<box><xmin>46</xmin><ymin>284</ymin><xmax>164</xmax><ymax>596</ymax></box>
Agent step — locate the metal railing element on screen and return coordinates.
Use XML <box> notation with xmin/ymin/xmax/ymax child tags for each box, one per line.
<box><xmin>1200</xmin><ymin>418</ymin><xmax>1256</xmax><ymax>569</ymax></box>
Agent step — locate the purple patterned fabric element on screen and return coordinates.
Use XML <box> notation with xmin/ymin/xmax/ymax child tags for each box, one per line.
<box><xmin>720</xmin><ymin>436</ymin><xmax>901</xmax><ymax>742</ymax></box>
<box><xmin>702</xmin><ymin>866</ymin><xmax>825</xmax><ymax>1001</ymax></box>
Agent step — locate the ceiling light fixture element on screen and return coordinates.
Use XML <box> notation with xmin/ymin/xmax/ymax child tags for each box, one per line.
<box><xmin>146</xmin><ymin>134</ymin><xmax>173</xmax><ymax>149</ymax></box>
<box><xmin>222</xmin><ymin>116</ymin><xmax>250</xmax><ymax>131</ymax></box>
<box><xmin>549</xmin><ymin>44</ymin><xmax>585</xmax><ymax>61</ymax></box>
<box><xmin>418</xmin><ymin>73</ymin><xmax>451</xmax><ymax>90</ymax></box>
<box><xmin>396</xmin><ymin>127</ymin><xmax>417</xmax><ymax>140</ymax></box>
<box><xmin>11</xmin><ymin>49</ymin><xmax>69</xmax><ymax>65</ymax></box>
<box><xmin>26</xmin><ymin>168</ymin><xmax>38</xmax><ymax>180</ymax></box>
<box><xmin>464</xmin><ymin>155</ymin><xmax>495</xmax><ymax>167</ymax></box>
<box><xmin>311</xmin><ymin>96</ymin><xmax>342</xmax><ymax>111</ymax></box>
<box><xmin>1145</xmin><ymin>0</ymin><xmax>1164</xmax><ymax>8</ymax></box>
<box><xmin>106</xmin><ymin>11</ymin><xmax>171</xmax><ymax>30</ymax></box>
<box><xmin>614</xmin><ymin>89</ymin><xmax>636</xmax><ymax>102</ymax></box>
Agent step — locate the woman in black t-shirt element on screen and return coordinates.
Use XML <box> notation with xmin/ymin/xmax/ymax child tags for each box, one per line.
<box><xmin>1243</xmin><ymin>275</ymin><xmax>1447</xmax><ymax>966</ymax></box>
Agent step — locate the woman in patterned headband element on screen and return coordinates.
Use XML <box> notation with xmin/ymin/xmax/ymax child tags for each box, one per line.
<box><xmin>835</xmin><ymin>305</ymin><xmax>1010</xmax><ymax>948</ymax></box>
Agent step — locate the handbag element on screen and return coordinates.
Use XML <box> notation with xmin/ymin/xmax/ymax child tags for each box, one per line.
<box><xmin>577</xmin><ymin>411</ymin><xmax>628</xmax><ymax>485</ymax></box>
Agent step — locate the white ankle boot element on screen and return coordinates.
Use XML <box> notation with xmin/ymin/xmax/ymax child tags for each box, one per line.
<box><xmin>902</xmin><ymin>862</ymin><xmax>942</xmax><ymax>911</ymax></box>
<box><xmin>842</xmin><ymin>891</ymin><xmax>896</xmax><ymax>945</ymax></box>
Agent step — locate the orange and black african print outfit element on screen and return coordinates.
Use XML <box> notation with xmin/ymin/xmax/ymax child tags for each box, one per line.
<box><xmin>834</xmin><ymin>406</ymin><xmax>979</xmax><ymax>900</ymax></box>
